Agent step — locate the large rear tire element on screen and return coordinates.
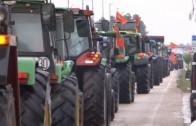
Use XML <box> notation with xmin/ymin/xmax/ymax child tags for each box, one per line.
<box><xmin>20</xmin><ymin>70</ymin><xmax>51</xmax><ymax>126</ymax></box>
<box><xmin>153</xmin><ymin>60</ymin><xmax>160</xmax><ymax>86</ymax></box>
<box><xmin>136</xmin><ymin>65</ymin><xmax>150</xmax><ymax>94</ymax></box>
<box><xmin>0</xmin><ymin>85</ymin><xmax>16</xmax><ymax>126</ymax></box>
<box><xmin>83</xmin><ymin>67</ymin><xmax>107</xmax><ymax>126</ymax></box>
<box><xmin>116</xmin><ymin>63</ymin><xmax>132</xmax><ymax>103</ymax></box>
<box><xmin>131</xmin><ymin>71</ymin><xmax>135</xmax><ymax>102</ymax></box>
<box><xmin>111</xmin><ymin>70</ymin><xmax>119</xmax><ymax>112</ymax></box>
<box><xmin>51</xmin><ymin>76</ymin><xmax>79</xmax><ymax>126</ymax></box>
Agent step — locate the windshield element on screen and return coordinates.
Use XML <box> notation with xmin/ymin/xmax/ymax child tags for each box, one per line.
<box><xmin>124</xmin><ymin>36</ymin><xmax>137</xmax><ymax>55</ymax></box>
<box><xmin>12</xmin><ymin>13</ymin><xmax>44</xmax><ymax>52</ymax></box>
<box><xmin>66</xmin><ymin>18</ymin><xmax>90</xmax><ymax>57</ymax></box>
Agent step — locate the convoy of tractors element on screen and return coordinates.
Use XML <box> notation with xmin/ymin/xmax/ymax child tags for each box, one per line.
<box><xmin>0</xmin><ymin>0</ymin><xmax>184</xmax><ymax>126</ymax></box>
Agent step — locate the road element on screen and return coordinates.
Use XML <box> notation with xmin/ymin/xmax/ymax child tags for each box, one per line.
<box><xmin>111</xmin><ymin>70</ymin><xmax>188</xmax><ymax>126</ymax></box>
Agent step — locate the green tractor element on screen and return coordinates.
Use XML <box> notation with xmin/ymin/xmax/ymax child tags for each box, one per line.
<box><xmin>58</xmin><ymin>8</ymin><xmax>113</xmax><ymax>126</ymax></box>
<box><xmin>97</xmin><ymin>30</ymin><xmax>136</xmax><ymax>104</ymax></box>
<box><xmin>11</xmin><ymin>1</ymin><xmax>79</xmax><ymax>126</ymax></box>
<box><xmin>116</xmin><ymin>22</ymin><xmax>151</xmax><ymax>94</ymax></box>
<box><xmin>146</xmin><ymin>36</ymin><xmax>165</xmax><ymax>85</ymax></box>
<box><xmin>162</xmin><ymin>46</ymin><xmax>172</xmax><ymax>77</ymax></box>
<box><xmin>0</xmin><ymin>0</ymin><xmax>20</xmax><ymax>126</ymax></box>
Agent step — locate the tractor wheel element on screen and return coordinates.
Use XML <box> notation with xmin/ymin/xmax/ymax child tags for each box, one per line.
<box><xmin>136</xmin><ymin>65</ymin><xmax>150</xmax><ymax>94</ymax></box>
<box><xmin>83</xmin><ymin>67</ymin><xmax>107</xmax><ymax>126</ymax></box>
<box><xmin>20</xmin><ymin>70</ymin><xmax>51</xmax><ymax>126</ymax></box>
<box><xmin>162</xmin><ymin>61</ymin><xmax>166</xmax><ymax>78</ymax></box>
<box><xmin>149</xmin><ymin>62</ymin><xmax>153</xmax><ymax>89</ymax></box>
<box><xmin>0</xmin><ymin>85</ymin><xmax>16</xmax><ymax>126</ymax></box>
<box><xmin>153</xmin><ymin>60</ymin><xmax>160</xmax><ymax>86</ymax></box>
<box><xmin>116</xmin><ymin>63</ymin><xmax>132</xmax><ymax>103</ymax></box>
<box><xmin>110</xmin><ymin>89</ymin><xmax>115</xmax><ymax>121</ymax></box>
<box><xmin>131</xmin><ymin>71</ymin><xmax>135</xmax><ymax>102</ymax></box>
<box><xmin>51</xmin><ymin>75</ymin><xmax>79</xmax><ymax>126</ymax></box>
<box><xmin>111</xmin><ymin>70</ymin><xmax>119</xmax><ymax>112</ymax></box>
<box><xmin>159</xmin><ymin>59</ymin><xmax>163</xmax><ymax>83</ymax></box>
<box><xmin>191</xmin><ymin>116</ymin><xmax>196</xmax><ymax>123</ymax></box>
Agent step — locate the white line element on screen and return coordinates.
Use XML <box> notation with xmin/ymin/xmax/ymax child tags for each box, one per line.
<box><xmin>163</xmin><ymin>72</ymin><xmax>174</xmax><ymax>92</ymax></box>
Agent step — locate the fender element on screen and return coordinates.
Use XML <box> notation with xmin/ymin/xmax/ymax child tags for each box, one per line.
<box><xmin>18</xmin><ymin>57</ymin><xmax>36</xmax><ymax>85</ymax></box>
<box><xmin>61</xmin><ymin>60</ymin><xmax>74</xmax><ymax>78</ymax></box>
<box><xmin>101</xmin><ymin>58</ymin><xmax>107</xmax><ymax>66</ymax></box>
<box><xmin>55</xmin><ymin>60</ymin><xmax>74</xmax><ymax>83</ymax></box>
<box><xmin>133</xmin><ymin>53</ymin><xmax>149</xmax><ymax>66</ymax></box>
<box><xmin>152</xmin><ymin>55</ymin><xmax>158</xmax><ymax>61</ymax></box>
<box><xmin>115</xmin><ymin>56</ymin><xmax>129</xmax><ymax>63</ymax></box>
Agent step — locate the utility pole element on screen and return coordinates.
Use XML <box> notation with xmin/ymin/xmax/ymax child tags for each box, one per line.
<box><xmin>102</xmin><ymin>0</ymin><xmax>104</xmax><ymax>18</ymax></box>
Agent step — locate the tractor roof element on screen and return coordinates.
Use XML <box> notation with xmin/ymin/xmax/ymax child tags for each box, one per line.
<box><xmin>147</xmin><ymin>35</ymin><xmax>165</xmax><ymax>43</ymax></box>
<box><xmin>97</xmin><ymin>31</ymin><xmax>126</xmax><ymax>37</ymax></box>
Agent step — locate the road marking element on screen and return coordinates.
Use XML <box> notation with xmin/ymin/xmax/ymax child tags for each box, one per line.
<box><xmin>163</xmin><ymin>72</ymin><xmax>174</xmax><ymax>92</ymax></box>
<box><xmin>147</xmin><ymin>72</ymin><xmax>175</xmax><ymax>125</ymax></box>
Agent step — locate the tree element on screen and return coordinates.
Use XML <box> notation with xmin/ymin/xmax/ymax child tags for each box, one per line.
<box><xmin>183</xmin><ymin>53</ymin><xmax>192</xmax><ymax>70</ymax></box>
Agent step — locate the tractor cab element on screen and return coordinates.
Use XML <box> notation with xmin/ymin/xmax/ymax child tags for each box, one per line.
<box><xmin>11</xmin><ymin>1</ymin><xmax>58</xmax><ymax>74</ymax></box>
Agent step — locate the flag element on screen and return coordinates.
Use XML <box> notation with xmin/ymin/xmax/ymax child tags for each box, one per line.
<box><xmin>170</xmin><ymin>42</ymin><xmax>177</xmax><ymax>48</ymax></box>
<box><xmin>113</xmin><ymin>24</ymin><xmax>125</xmax><ymax>47</ymax></box>
<box><xmin>115</xmin><ymin>11</ymin><xmax>127</xmax><ymax>24</ymax></box>
<box><xmin>134</xmin><ymin>15</ymin><xmax>140</xmax><ymax>32</ymax></box>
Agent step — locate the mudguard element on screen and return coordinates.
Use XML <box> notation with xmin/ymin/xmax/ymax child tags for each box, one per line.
<box><xmin>101</xmin><ymin>58</ymin><xmax>107</xmax><ymax>66</ymax></box>
<box><xmin>61</xmin><ymin>60</ymin><xmax>74</xmax><ymax>77</ymax></box>
<box><xmin>152</xmin><ymin>55</ymin><xmax>158</xmax><ymax>61</ymax></box>
<box><xmin>133</xmin><ymin>53</ymin><xmax>149</xmax><ymax>66</ymax></box>
<box><xmin>18</xmin><ymin>57</ymin><xmax>36</xmax><ymax>85</ymax></box>
<box><xmin>115</xmin><ymin>56</ymin><xmax>129</xmax><ymax>63</ymax></box>
<box><xmin>55</xmin><ymin>60</ymin><xmax>74</xmax><ymax>83</ymax></box>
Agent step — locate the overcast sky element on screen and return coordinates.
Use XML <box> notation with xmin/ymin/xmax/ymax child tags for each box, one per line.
<box><xmin>52</xmin><ymin>0</ymin><xmax>196</xmax><ymax>45</ymax></box>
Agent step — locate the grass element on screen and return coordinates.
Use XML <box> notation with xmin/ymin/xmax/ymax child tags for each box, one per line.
<box><xmin>176</xmin><ymin>70</ymin><xmax>191</xmax><ymax>93</ymax></box>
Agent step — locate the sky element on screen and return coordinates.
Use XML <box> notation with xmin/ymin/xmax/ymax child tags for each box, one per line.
<box><xmin>52</xmin><ymin>0</ymin><xmax>196</xmax><ymax>45</ymax></box>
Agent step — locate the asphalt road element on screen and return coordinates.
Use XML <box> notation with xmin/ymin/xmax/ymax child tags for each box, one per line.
<box><xmin>111</xmin><ymin>70</ymin><xmax>186</xmax><ymax>126</ymax></box>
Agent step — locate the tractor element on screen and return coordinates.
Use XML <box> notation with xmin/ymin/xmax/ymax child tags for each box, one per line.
<box><xmin>11</xmin><ymin>1</ymin><xmax>80</xmax><ymax>125</ymax></box>
<box><xmin>162</xmin><ymin>46</ymin><xmax>172</xmax><ymax>77</ymax></box>
<box><xmin>117</xmin><ymin>22</ymin><xmax>151</xmax><ymax>94</ymax></box>
<box><xmin>147</xmin><ymin>36</ymin><xmax>165</xmax><ymax>85</ymax></box>
<box><xmin>59</xmin><ymin>8</ymin><xmax>113</xmax><ymax>126</ymax></box>
<box><xmin>176</xmin><ymin>53</ymin><xmax>184</xmax><ymax>69</ymax></box>
<box><xmin>97</xmin><ymin>30</ymin><xmax>136</xmax><ymax>104</ymax></box>
<box><xmin>185</xmin><ymin>53</ymin><xmax>196</xmax><ymax>122</ymax></box>
<box><xmin>0</xmin><ymin>0</ymin><xmax>19</xmax><ymax>126</ymax></box>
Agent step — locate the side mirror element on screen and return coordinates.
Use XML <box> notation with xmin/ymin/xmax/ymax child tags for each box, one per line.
<box><xmin>63</xmin><ymin>11</ymin><xmax>74</xmax><ymax>33</ymax></box>
<box><xmin>76</xmin><ymin>20</ymin><xmax>89</xmax><ymax>37</ymax></box>
<box><xmin>101</xmin><ymin>20</ymin><xmax>109</xmax><ymax>31</ymax></box>
<box><xmin>42</xmin><ymin>3</ymin><xmax>56</xmax><ymax>31</ymax></box>
<box><xmin>185</xmin><ymin>70</ymin><xmax>191</xmax><ymax>80</ymax></box>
